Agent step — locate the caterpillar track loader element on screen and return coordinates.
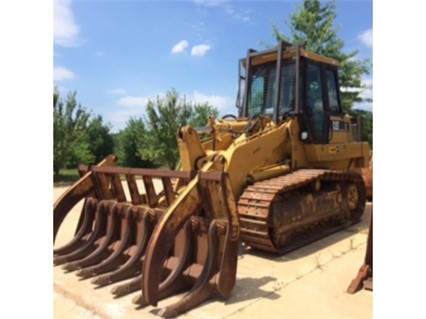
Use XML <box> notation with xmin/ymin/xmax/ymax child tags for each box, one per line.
<box><xmin>54</xmin><ymin>41</ymin><xmax>370</xmax><ymax>317</ymax></box>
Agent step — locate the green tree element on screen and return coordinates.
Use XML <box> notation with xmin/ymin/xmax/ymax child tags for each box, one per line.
<box><xmin>189</xmin><ymin>103</ymin><xmax>219</xmax><ymax>127</ymax></box>
<box><xmin>86</xmin><ymin>115</ymin><xmax>115</xmax><ymax>163</ymax></box>
<box><xmin>272</xmin><ymin>0</ymin><xmax>370</xmax><ymax>113</ymax></box>
<box><xmin>53</xmin><ymin>88</ymin><xmax>94</xmax><ymax>176</ymax></box>
<box><xmin>141</xmin><ymin>89</ymin><xmax>192</xmax><ymax>169</ymax></box>
<box><xmin>116</xmin><ymin>117</ymin><xmax>155</xmax><ymax>168</ymax></box>
<box><xmin>140</xmin><ymin>88</ymin><xmax>219</xmax><ymax>169</ymax></box>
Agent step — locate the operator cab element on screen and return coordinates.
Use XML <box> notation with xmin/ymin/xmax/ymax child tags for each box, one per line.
<box><xmin>237</xmin><ymin>41</ymin><xmax>343</xmax><ymax>144</ymax></box>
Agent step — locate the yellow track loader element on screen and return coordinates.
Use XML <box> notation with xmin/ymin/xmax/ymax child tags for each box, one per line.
<box><xmin>54</xmin><ymin>41</ymin><xmax>370</xmax><ymax>317</ymax></box>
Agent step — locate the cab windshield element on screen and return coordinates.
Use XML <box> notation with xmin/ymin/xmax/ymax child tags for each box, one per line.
<box><xmin>247</xmin><ymin>61</ymin><xmax>296</xmax><ymax>117</ymax></box>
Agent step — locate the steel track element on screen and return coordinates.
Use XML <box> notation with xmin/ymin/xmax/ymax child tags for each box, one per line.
<box><xmin>237</xmin><ymin>169</ymin><xmax>366</xmax><ymax>254</ymax></box>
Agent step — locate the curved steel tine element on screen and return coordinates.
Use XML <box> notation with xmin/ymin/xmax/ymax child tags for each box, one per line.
<box><xmin>158</xmin><ymin>221</ymin><xmax>220</xmax><ymax>318</ymax></box>
<box><xmin>54</xmin><ymin>200</ymin><xmax>113</xmax><ymax>266</ymax></box>
<box><xmin>76</xmin><ymin>203</ymin><xmax>134</xmax><ymax>278</ymax></box>
<box><xmin>132</xmin><ymin>221</ymin><xmax>193</xmax><ymax>306</ymax></box>
<box><xmin>54</xmin><ymin>154</ymin><xmax>118</xmax><ymax>242</ymax></box>
<box><xmin>142</xmin><ymin>177</ymin><xmax>202</xmax><ymax>306</ymax></box>
<box><xmin>91</xmin><ymin>206</ymin><xmax>155</xmax><ymax>288</ymax></box>
<box><xmin>142</xmin><ymin>172</ymin><xmax>240</xmax><ymax>317</ymax></box>
<box><xmin>54</xmin><ymin>197</ymin><xmax>98</xmax><ymax>256</ymax></box>
<box><xmin>110</xmin><ymin>274</ymin><xmax>142</xmax><ymax>297</ymax></box>
<box><xmin>62</xmin><ymin>201</ymin><xmax>122</xmax><ymax>271</ymax></box>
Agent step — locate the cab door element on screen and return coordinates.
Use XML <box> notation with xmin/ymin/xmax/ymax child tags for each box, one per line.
<box><xmin>303</xmin><ymin>62</ymin><xmax>329</xmax><ymax>144</ymax></box>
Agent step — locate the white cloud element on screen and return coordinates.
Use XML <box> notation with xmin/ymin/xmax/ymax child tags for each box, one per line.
<box><xmin>191</xmin><ymin>90</ymin><xmax>233</xmax><ymax>111</ymax></box>
<box><xmin>107</xmin><ymin>90</ymin><xmax>236</xmax><ymax>132</ymax></box>
<box><xmin>344</xmin><ymin>77</ymin><xmax>373</xmax><ymax>111</ymax></box>
<box><xmin>105</xmin><ymin>109</ymin><xmax>143</xmax><ymax>132</ymax></box>
<box><xmin>117</xmin><ymin>96</ymin><xmax>150</xmax><ymax>108</ymax></box>
<box><xmin>341</xmin><ymin>87</ymin><xmax>362</xmax><ymax>93</ymax></box>
<box><xmin>358</xmin><ymin>29</ymin><xmax>372</xmax><ymax>48</ymax></box>
<box><xmin>171</xmin><ymin>40</ymin><xmax>189</xmax><ymax>54</ymax></box>
<box><xmin>191</xmin><ymin>44</ymin><xmax>211</xmax><ymax>57</ymax></box>
<box><xmin>110</xmin><ymin>94</ymin><xmax>159</xmax><ymax>131</ymax></box>
<box><xmin>116</xmin><ymin>91</ymin><xmax>232</xmax><ymax>110</ymax></box>
<box><xmin>102</xmin><ymin>95</ymin><xmax>148</xmax><ymax>132</ymax></box>
<box><xmin>171</xmin><ymin>40</ymin><xmax>212</xmax><ymax>57</ymax></box>
<box><xmin>54</xmin><ymin>0</ymin><xmax>80</xmax><ymax>47</ymax></box>
<box><xmin>359</xmin><ymin>77</ymin><xmax>373</xmax><ymax>101</ymax></box>
<box><xmin>54</xmin><ymin>66</ymin><xmax>75</xmax><ymax>81</ymax></box>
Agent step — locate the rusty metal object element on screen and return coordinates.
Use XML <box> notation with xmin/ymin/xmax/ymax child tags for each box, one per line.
<box><xmin>238</xmin><ymin>169</ymin><xmax>366</xmax><ymax>254</ymax></box>
<box><xmin>141</xmin><ymin>171</ymin><xmax>240</xmax><ymax>318</ymax></box>
<box><xmin>88</xmin><ymin>205</ymin><xmax>156</xmax><ymax>286</ymax></box>
<box><xmin>54</xmin><ymin>154</ymin><xmax>118</xmax><ymax>243</ymax></box>
<box><xmin>54</xmin><ymin>158</ymin><xmax>240</xmax><ymax>317</ymax></box>
<box><xmin>347</xmin><ymin>207</ymin><xmax>373</xmax><ymax>293</ymax></box>
<box><xmin>54</xmin><ymin>161</ymin><xmax>194</xmax><ymax>292</ymax></box>
<box><xmin>355</xmin><ymin>151</ymin><xmax>372</xmax><ymax>200</ymax></box>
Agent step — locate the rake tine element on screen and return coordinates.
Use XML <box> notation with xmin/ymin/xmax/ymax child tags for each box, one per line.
<box><xmin>158</xmin><ymin>220</ymin><xmax>221</xmax><ymax>318</ymax></box>
<box><xmin>76</xmin><ymin>203</ymin><xmax>134</xmax><ymax>278</ymax></box>
<box><xmin>110</xmin><ymin>274</ymin><xmax>143</xmax><ymax>297</ymax></box>
<box><xmin>54</xmin><ymin>200</ymin><xmax>113</xmax><ymax>266</ymax></box>
<box><xmin>142</xmin><ymin>177</ymin><xmax>202</xmax><ymax>307</ymax></box>
<box><xmin>141</xmin><ymin>172</ymin><xmax>240</xmax><ymax>317</ymax></box>
<box><xmin>54</xmin><ymin>154</ymin><xmax>118</xmax><ymax>243</ymax></box>
<box><xmin>54</xmin><ymin>197</ymin><xmax>98</xmax><ymax>256</ymax></box>
<box><xmin>91</xmin><ymin>206</ymin><xmax>155</xmax><ymax>287</ymax></box>
<box><xmin>132</xmin><ymin>221</ymin><xmax>193</xmax><ymax>306</ymax></box>
<box><xmin>62</xmin><ymin>201</ymin><xmax>122</xmax><ymax>271</ymax></box>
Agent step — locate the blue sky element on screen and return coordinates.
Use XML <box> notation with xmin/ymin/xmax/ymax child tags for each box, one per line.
<box><xmin>54</xmin><ymin>0</ymin><xmax>372</xmax><ymax>133</ymax></box>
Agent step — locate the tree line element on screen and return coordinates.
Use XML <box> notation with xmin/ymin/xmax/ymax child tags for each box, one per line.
<box><xmin>53</xmin><ymin>0</ymin><xmax>373</xmax><ymax>177</ymax></box>
<box><xmin>53</xmin><ymin>87</ymin><xmax>218</xmax><ymax>176</ymax></box>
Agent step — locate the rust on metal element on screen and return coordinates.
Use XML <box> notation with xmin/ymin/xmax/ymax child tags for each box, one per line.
<box><xmin>54</xmin><ymin>160</ymin><xmax>195</xmax><ymax>299</ymax></box>
<box><xmin>355</xmin><ymin>151</ymin><xmax>372</xmax><ymax>200</ymax></box>
<box><xmin>238</xmin><ymin>169</ymin><xmax>366</xmax><ymax>254</ymax></box>
<box><xmin>54</xmin><ymin>154</ymin><xmax>118</xmax><ymax>242</ymax></box>
<box><xmin>141</xmin><ymin>171</ymin><xmax>240</xmax><ymax>318</ymax></box>
<box><xmin>54</xmin><ymin>158</ymin><xmax>240</xmax><ymax>318</ymax></box>
<box><xmin>347</xmin><ymin>206</ymin><xmax>373</xmax><ymax>294</ymax></box>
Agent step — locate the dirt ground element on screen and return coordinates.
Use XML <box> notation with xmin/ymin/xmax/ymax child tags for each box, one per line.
<box><xmin>53</xmin><ymin>183</ymin><xmax>372</xmax><ymax>319</ymax></box>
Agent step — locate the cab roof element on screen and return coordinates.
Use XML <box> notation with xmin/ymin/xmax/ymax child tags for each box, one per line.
<box><xmin>243</xmin><ymin>47</ymin><xmax>339</xmax><ymax>67</ymax></box>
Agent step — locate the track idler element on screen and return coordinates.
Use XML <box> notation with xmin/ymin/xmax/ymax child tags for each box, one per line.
<box><xmin>140</xmin><ymin>171</ymin><xmax>240</xmax><ymax>318</ymax></box>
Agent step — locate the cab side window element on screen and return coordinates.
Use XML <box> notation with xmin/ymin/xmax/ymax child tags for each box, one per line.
<box><xmin>326</xmin><ymin>70</ymin><xmax>340</xmax><ymax>113</ymax></box>
<box><xmin>307</xmin><ymin>65</ymin><xmax>323</xmax><ymax>112</ymax></box>
<box><xmin>306</xmin><ymin>64</ymin><xmax>325</xmax><ymax>140</ymax></box>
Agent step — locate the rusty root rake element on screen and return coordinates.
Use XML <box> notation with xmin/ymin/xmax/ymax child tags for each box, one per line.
<box><xmin>53</xmin><ymin>155</ymin><xmax>240</xmax><ymax>318</ymax></box>
<box><xmin>347</xmin><ymin>206</ymin><xmax>373</xmax><ymax>294</ymax></box>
